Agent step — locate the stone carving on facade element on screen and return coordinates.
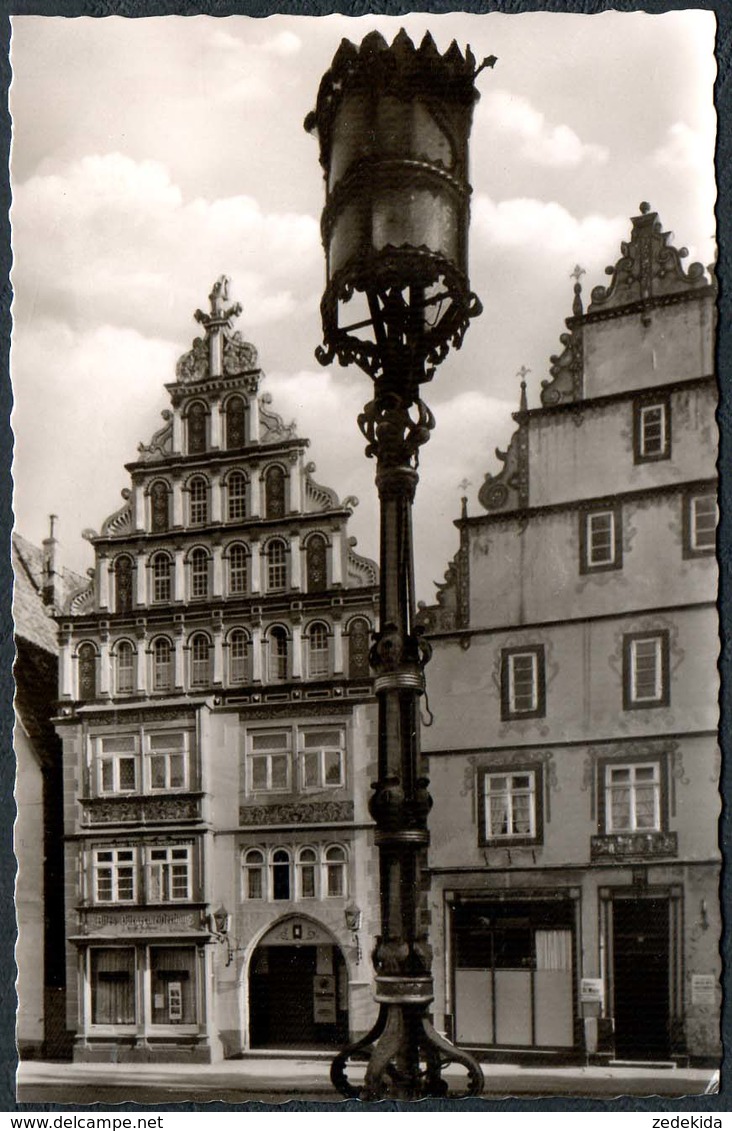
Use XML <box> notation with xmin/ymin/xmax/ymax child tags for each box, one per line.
<box><xmin>540</xmin><ymin>272</ymin><xmax>585</xmax><ymax>406</ymax></box>
<box><xmin>478</xmin><ymin>378</ymin><xmax>530</xmax><ymax>512</ymax></box>
<box><xmin>138</xmin><ymin>410</ymin><xmax>173</xmax><ymax>463</ymax></box>
<box><xmin>100</xmin><ymin>490</ymin><xmax>133</xmax><ymax>537</ymax></box>
<box><xmin>84</xmin><ymin>795</ymin><xmax>201</xmax><ymax>824</ymax></box>
<box><xmin>175</xmin><ymin>277</ymin><xmax>259</xmax><ymax>384</ymax></box>
<box><xmin>304</xmin><ymin>462</ymin><xmax>340</xmax><ymax>511</ymax></box>
<box><xmin>67</xmin><ymin>580</ymin><xmax>95</xmax><ymax>616</ymax></box>
<box><xmin>346</xmin><ymin>539</ymin><xmax>379</xmax><ymax>586</ymax></box>
<box><xmin>176</xmin><ymin>335</ymin><xmax>209</xmax><ymax>384</ymax></box>
<box><xmin>259</xmin><ymin>392</ymin><xmax>297</xmax><ymax>442</ymax></box>
<box><xmin>239</xmin><ymin>799</ymin><xmax>354</xmax><ymax>825</ymax></box>
<box><xmin>590</xmin><ymin>831</ymin><xmax>678</xmax><ymax>860</ymax></box>
<box><xmin>222</xmin><ymin>331</ymin><xmax>259</xmax><ymax>376</ymax></box>
<box><xmin>416</xmin><ymin>550</ymin><xmax>460</xmax><ymax>633</ymax></box>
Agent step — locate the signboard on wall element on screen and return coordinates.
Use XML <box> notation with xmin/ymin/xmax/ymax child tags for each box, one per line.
<box><xmin>580</xmin><ymin>978</ymin><xmax>604</xmax><ymax>1003</ymax></box>
<box><xmin>313</xmin><ymin>974</ymin><xmax>336</xmax><ymax>1023</ymax></box>
<box><xmin>691</xmin><ymin>974</ymin><xmax>716</xmax><ymax>1005</ymax></box>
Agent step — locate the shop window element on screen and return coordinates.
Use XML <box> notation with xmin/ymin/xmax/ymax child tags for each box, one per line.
<box><xmin>115</xmin><ymin>641</ymin><xmax>135</xmax><ymax>695</ymax></box>
<box><xmin>580</xmin><ymin>507</ymin><xmax>622</xmax><ymax>572</ymax></box>
<box><xmin>151</xmin><ymin>553</ymin><xmax>172</xmax><ymax>603</ymax></box>
<box><xmin>348</xmin><ymin>618</ymin><xmax>371</xmax><ymax>679</ymax></box>
<box><xmin>268</xmin><ymin>625</ymin><xmax>289</xmax><ymax>681</ymax></box>
<box><xmin>146</xmin><ymin>732</ymin><xmax>188</xmax><ymax>791</ymax></box>
<box><xmin>500</xmin><ymin>646</ymin><xmax>546</xmax><ymax>720</ymax></box>
<box><xmin>623</xmin><ymin>632</ymin><xmax>669</xmax><ymax>709</ymax></box>
<box><xmin>150</xmin><ymin>947</ymin><xmax>196</xmax><ymax>1025</ymax></box>
<box><xmin>271</xmin><ymin>849</ymin><xmax>291</xmax><ymax>901</ymax></box>
<box><xmin>228</xmin><ymin>543</ymin><xmax>248</xmax><ymax>595</ymax></box>
<box><xmin>91</xmin><ymin>948</ymin><xmax>136</xmax><ymax>1026</ymax></box>
<box><xmin>189</xmin><ymin>634</ymin><xmax>211</xmax><ymax>689</ymax></box>
<box><xmin>478</xmin><ymin>767</ymin><xmax>543</xmax><ymax>846</ymax></box>
<box><xmin>634</xmin><ymin>397</ymin><xmax>670</xmax><ymax>462</ymax></box>
<box><xmin>114</xmin><ymin>555</ymin><xmax>134</xmax><ymax>615</ymax></box>
<box><xmin>147</xmin><ymin>846</ymin><xmax>192</xmax><ymax>902</ymax></box>
<box><xmin>297</xmin><ymin>847</ymin><xmax>318</xmax><ymax>899</ymax></box>
<box><xmin>152</xmin><ymin>637</ymin><xmax>173</xmax><ymax>691</ymax></box>
<box><xmin>265</xmin><ymin>465</ymin><xmax>286</xmax><ymax>519</ymax></box>
<box><xmin>188</xmin><ymin>477</ymin><xmax>209</xmax><ymax>526</ymax></box>
<box><xmin>190</xmin><ymin>548</ymin><xmax>210</xmax><ymax>599</ymax></box>
<box><xmin>242</xmin><ymin>848</ymin><xmax>266</xmax><ymax>900</ymax></box>
<box><xmin>324</xmin><ymin>845</ymin><xmax>347</xmax><ymax>898</ymax></box>
<box><xmin>187</xmin><ymin>402</ymin><xmax>207</xmax><ymax>455</ymax></box>
<box><xmin>300</xmin><ymin>729</ymin><xmax>344</xmax><ymax>789</ymax></box>
<box><xmin>249</xmin><ymin>730</ymin><xmax>291</xmax><ymax>793</ymax></box>
<box><xmin>227</xmin><ymin>471</ymin><xmax>247</xmax><ymax>522</ymax></box>
<box><xmin>307</xmin><ymin>621</ymin><xmax>330</xmax><ymax>678</ymax></box>
<box><xmin>94</xmin><ymin>847</ymin><xmax>136</xmax><ymax>903</ymax></box>
<box><xmin>683</xmin><ymin>492</ymin><xmax>717</xmax><ymax>557</ymax></box>
<box><xmin>225</xmin><ymin>395</ymin><xmax>246</xmax><ymax>449</ymax></box>
<box><xmin>97</xmin><ymin>735</ymin><xmax>138</xmax><ymax>795</ymax></box>
<box><xmin>78</xmin><ymin>643</ymin><xmax>97</xmax><ymax>701</ymax></box>
<box><xmin>150</xmin><ymin>481</ymin><xmax>170</xmax><ymax>534</ymax></box>
<box><xmin>306</xmin><ymin>534</ymin><xmax>328</xmax><ymax>592</ymax></box>
<box><xmin>266</xmin><ymin>539</ymin><xmax>288</xmax><ymax>592</ymax></box>
<box><xmin>229</xmin><ymin>629</ymin><xmax>251</xmax><ymax>685</ymax></box>
<box><xmin>603</xmin><ymin>762</ymin><xmax>662</xmax><ymax>833</ymax></box>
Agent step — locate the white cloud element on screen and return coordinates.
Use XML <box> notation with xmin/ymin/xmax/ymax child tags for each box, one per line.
<box><xmin>262</xmin><ymin>30</ymin><xmax>301</xmax><ymax>56</ymax></box>
<box><xmin>473</xmin><ymin>195</ymin><xmax>626</xmax><ymax>259</ymax></box>
<box><xmin>652</xmin><ymin>121</ymin><xmax>714</xmax><ymax>171</ymax></box>
<box><xmin>480</xmin><ymin>89</ymin><xmax>609</xmax><ymax>168</ymax></box>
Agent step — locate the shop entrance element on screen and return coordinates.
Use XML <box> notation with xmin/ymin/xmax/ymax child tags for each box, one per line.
<box><xmin>249</xmin><ymin>941</ymin><xmax>348</xmax><ymax>1049</ymax></box>
<box><xmin>612</xmin><ymin>897</ymin><xmax>670</xmax><ymax>1060</ymax></box>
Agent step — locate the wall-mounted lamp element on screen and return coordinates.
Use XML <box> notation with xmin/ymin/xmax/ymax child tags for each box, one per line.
<box><xmin>345</xmin><ymin>902</ymin><xmax>362</xmax><ymax>964</ymax></box>
<box><xmin>211</xmin><ymin>903</ymin><xmax>234</xmax><ymax>966</ymax></box>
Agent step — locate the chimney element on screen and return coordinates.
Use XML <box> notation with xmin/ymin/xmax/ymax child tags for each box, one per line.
<box><xmin>42</xmin><ymin>514</ymin><xmax>59</xmax><ymax>609</ymax></box>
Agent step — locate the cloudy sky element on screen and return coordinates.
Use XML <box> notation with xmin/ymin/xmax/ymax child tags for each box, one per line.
<box><xmin>9</xmin><ymin>11</ymin><xmax>716</xmax><ymax>599</ymax></box>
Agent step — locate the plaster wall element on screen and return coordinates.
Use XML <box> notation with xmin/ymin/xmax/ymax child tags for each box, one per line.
<box><xmin>15</xmin><ymin>727</ymin><xmax>44</xmax><ymax>1054</ymax></box>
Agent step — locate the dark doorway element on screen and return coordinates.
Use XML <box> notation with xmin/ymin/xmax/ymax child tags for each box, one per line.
<box><xmin>249</xmin><ymin>943</ymin><xmax>348</xmax><ymax>1049</ymax></box>
<box><xmin>613</xmin><ymin>898</ymin><xmax>670</xmax><ymax>1060</ymax></box>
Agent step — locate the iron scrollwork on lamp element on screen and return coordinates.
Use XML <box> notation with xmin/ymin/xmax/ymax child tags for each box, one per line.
<box><xmin>306</xmin><ymin>28</ymin><xmax>494</xmax><ymax>1100</ymax></box>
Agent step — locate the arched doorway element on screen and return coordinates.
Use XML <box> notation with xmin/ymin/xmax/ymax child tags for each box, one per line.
<box><xmin>248</xmin><ymin>916</ymin><xmax>349</xmax><ymax>1049</ymax></box>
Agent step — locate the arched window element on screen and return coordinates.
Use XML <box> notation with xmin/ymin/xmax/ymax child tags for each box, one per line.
<box><xmin>307</xmin><ymin>622</ymin><xmax>330</xmax><ymax>679</ymax></box>
<box><xmin>348</xmin><ymin>618</ymin><xmax>371</xmax><ymax>679</ymax></box>
<box><xmin>150</xmin><ymin>481</ymin><xmax>170</xmax><ymax>534</ymax></box>
<box><xmin>116</xmin><ymin>641</ymin><xmax>135</xmax><ymax>695</ymax></box>
<box><xmin>266</xmin><ymin>539</ymin><xmax>287</xmax><ymax>592</ymax></box>
<box><xmin>78</xmin><ymin>643</ymin><xmax>97</xmax><ymax>701</ymax></box>
<box><xmin>324</xmin><ymin>845</ymin><xmax>347</xmax><ymax>898</ymax></box>
<box><xmin>242</xmin><ymin>849</ymin><xmax>265</xmax><ymax>901</ymax></box>
<box><xmin>190</xmin><ymin>634</ymin><xmax>211</xmax><ymax>689</ymax></box>
<box><xmin>189</xmin><ymin>477</ymin><xmax>209</xmax><ymax>526</ymax></box>
<box><xmin>271</xmin><ymin>849</ymin><xmax>291</xmax><ymax>901</ymax></box>
<box><xmin>228</xmin><ymin>544</ymin><xmax>248</xmax><ymax>595</ymax></box>
<box><xmin>152</xmin><ymin>638</ymin><xmax>172</xmax><ymax>692</ymax></box>
<box><xmin>297</xmin><ymin>847</ymin><xmax>318</xmax><ymax>900</ymax></box>
<box><xmin>226</xmin><ymin>471</ymin><xmax>247</xmax><ymax>522</ymax></box>
<box><xmin>306</xmin><ymin>534</ymin><xmax>327</xmax><ymax>592</ymax></box>
<box><xmin>114</xmin><ymin>556</ymin><xmax>134</xmax><ymax>615</ymax></box>
<box><xmin>187</xmin><ymin>401</ymin><xmax>207</xmax><ymax>454</ymax></box>
<box><xmin>229</xmin><ymin>630</ymin><xmax>251</xmax><ymax>686</ymax></box>
<box><xmin>269</xmin><ymin>627</ymin><xmax>289</xmax><ymax>683</ymax></box>
<box><xmin>190</xmin><ymin>548</ymin><xmax>210</xmax><ymax>599</ymax></box>
<box><xmin>265</xmin><ymin>465</ymin><xmax>286</xmax><ymax>519</ymax></box>
<box><xmin>152</xmin><ymin>553</ymin><xmax>172</xmax><ymax>603</ymax></box>
<box><xmin>225</xmin><ymin>395</ymin><xmax>246</xmax><ymax>449</ymax></box>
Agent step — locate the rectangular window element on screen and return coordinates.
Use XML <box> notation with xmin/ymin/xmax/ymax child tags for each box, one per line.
<box><xmin>501</xmin><ymin>647</ymin><xmax>545</xmax><ymax>720</ymax></box>
<box><xmin>97</xmin><ymin>735</ymin><xmax>138</xmax><ymax>795</ymax></box>
<box><xmin>146</xmin><ymin>732</ymin><xmax>189</xmax><ymax>791</ymax></box>
<box><xmin>249</xmin><ymin>731</ymin><xmax>291</xmax><ymax>793</ymax></box>
<box><xmin>634</xmin><ymin>397</ymin><xmax>671</xmax><ymax>462</ymax></box>
<box><xmin>94</xmin><ymin>847</ymin><xmax>136</xmax><ymax>903</ymax></box>
<box><xmin>479</xmin><ymin>767</ymin><xmax>543</xmax><ymax>846</ymax></box>
<box><xmin>604</xmin><ymin>762</ymin><xmax>661</xmax><ymax>832</ymax></box>
<box><xmin>580</xmin><ymin>507</ymin><xmax>622</xmax><ymax>572</ymax></box>
<box><xmin>683</xmin><ymin>492</ymin><xmax>717</xmax><ymax>556</ymax></box>
<box><xmin>149</xmin><ymin>947</ymin><xmax>196</xmax><ymax>1026</ymax></box>
<box><xmin>623</xmin><ymin>632</ymin><xmax>670</xmax><ymax>709</ymax></box>
<box><xmin>147</xmin><ymin>845</ymin><xmax>192</xmax><ymax>902</ymax></box>
<box><xmin>91</xmin><ymin>948</ymin><xmax>136</xmax><ymax>1026</ymax></box>
<box><xmin>300</xmin><ymin>729</ymin><xmax>345</xmax><ymax>789</ymax></box>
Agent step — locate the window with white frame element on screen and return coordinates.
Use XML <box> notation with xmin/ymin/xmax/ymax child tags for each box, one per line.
<box><xmin>227</xmin><ymin>472</ymin><xmax>247</xmax><ymax>522</ymax></box>
<box><xmin>685</xmin><ymin>492</ymin><xmax>717</xmax><ymax>555</ymax></box>
<box><xmin>228</xmin><ymin>544</ymin><xmax>248</xmax><ymax>595</ymax></box>
<box><xmin>189</xmin><ymin>477</ymin><xmax>209</xmax><ymax>526</ymax></box>
<box><xmin>146</xmin><ymin>732</ymin><xmax>189</xmax><ymax>791</ymax></box>
<box><xmin>604</xmin><ymin>763</ymin><xmax>661</xmax><ymax>832</ymax></box>
<box><xmin>324</xmin><ymin>845</ymin><xmax>347</xmax><ymax>897</ymax></box>
<box><xmin>297</xmin><ymin>847</ymin><xmax>318</xmax><ymax>899</ymax></box>
<box><xmin>479</xmin><ymin>769</ymin><xmax>541</xmax><ymax>844</ymax></box>
<box><xmin>271</xmin><ymin>848</ymin><xmax>291</xmax><ymax>901</ymax></box>
<box><xmin>266</xmin><ymin>539</ymin><xmax>287</xmax><ymax>591</ymax></box>
<box><xmin>189</xmin><ymin>634</ymin><xmax>211</xmax><ymax>689</ymax></box>
<box><xmin>635</xmin><ymin>398</ymin><xmax>670</xmax><ymax>462</ymax></box>
<box><xmin>97</xmin><ymin>734</ymin><xmax>138</xmax><ymax>795</ymax></box>
<box><xmin>190</xmin><ymin>548</ymin><xmax>210</xmax><ymax>599</ymax></box>
<box><xmin>147</xmin><ymin>845</ymin><xmax>192</xmax><ymax>902</ymax></box>
<box><xmin>623</xmin><ymin>632</ymin><xmax>669</xmax><ymax>709</ymax></box>
<box><xmin>268</xmin><ymin>626</ymin><xmax>289</xmax><ymax>682</ymax></box>
<box><xmin>115</xmin><ymin>641</ymin><xmax>135</xmax><ymax>695</ymax></box>
<box><xmin>501</xmin><ymin>647</ymin><xmax>545</xmax><ymax>719</ymax></box>
<box><xmin>229</xmin><ymin>629</ymin><xmax>251</xmax><ymax>685</ymax></box>
<box><xmin>307</xmin><ymin>622</ymin><xmax>330</xmax><ymax>678</ymax></box>
<box><xmin>300</xmin><ymin>729</ymin><xmax>344</xmax><ymax>789</ymax></box>
<box><xmin>581</xmin><ymin>508</ymin><xmax>621</xmax><ymax>571</ymax></box>
<box><xmin>94</xmin><ymin>847</ymin><xmax>136</xmax><ymax>903</ymax></box>
<box><xmin>248</xmin><ymin>731</ymin><xmax>291</xmax><ymax>792</ymax></box>
<box><xmin>152</xmin><ymin>637</ymin><xmax>173</xmax><ymax>692</ymax></box>
<box><xmin>152</xmin><ymin>553</ymin><xmax>172</xmax><ymax>603</ymax></box>
<box><xmin>242</xmin><ymin>848</ymin><xmax>266</xmax><ymax>900</ymax></box>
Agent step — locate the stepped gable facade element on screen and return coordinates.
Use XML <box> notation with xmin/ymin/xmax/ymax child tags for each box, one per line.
<box><xmin>55</xmin><ymin>278</ymin><xmax>380</xmax><ymax>1062</ymax></box>
<box><xmin>418</xmin><ymin>206</ymin><xmax>720</xmax><ymax>1065</ymax></box>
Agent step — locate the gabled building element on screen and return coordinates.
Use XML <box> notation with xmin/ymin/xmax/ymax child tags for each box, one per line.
<box><xmin>418</xmin><ymin>206</ymin><xmax>720</xmax><ymax>1065</ymax></box>
<box><xmin>55</xmin><ymin>279</ymin><xmax>379</xmax><ymax>1062</ymax></box>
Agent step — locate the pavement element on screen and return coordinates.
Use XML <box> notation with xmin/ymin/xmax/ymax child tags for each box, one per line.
<box><xmin>15</xmin><ymin>1057</ymin><xmax>721</xmax><ymax>1106</ymax></box>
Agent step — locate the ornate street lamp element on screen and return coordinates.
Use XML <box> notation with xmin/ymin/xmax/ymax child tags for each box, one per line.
<box><xmin>306</xmin><ymin>29</ymin><xmax>494</xmax><ymax>1100</ymax></box>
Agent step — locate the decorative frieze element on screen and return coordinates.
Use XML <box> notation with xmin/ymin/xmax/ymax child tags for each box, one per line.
<box><xmin>590</xmin><ymin>831</ymin><xmax>678</xmax><ymax>860</ymax></box>
<box><xmin>240</xmin><ymin>799</ymin><xmax>354</xmax><ymax>826</ymax></box>
<box><xmin>82</xmin><ymin>795</ymin><xmax>202</xmax><ymax>825</ymax></box>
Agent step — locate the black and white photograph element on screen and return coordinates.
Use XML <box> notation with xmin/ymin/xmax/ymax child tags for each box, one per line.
<box><xmin>8</xmin><ymin>7</ymin><xmax>723</xmax><ymax>1109</ymax></box>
